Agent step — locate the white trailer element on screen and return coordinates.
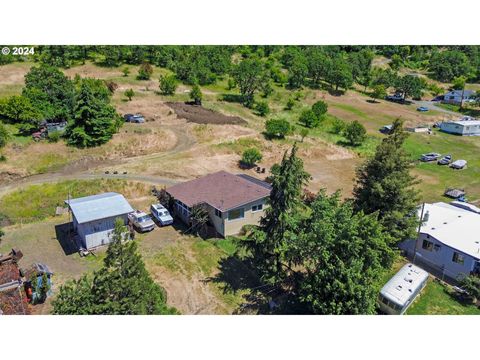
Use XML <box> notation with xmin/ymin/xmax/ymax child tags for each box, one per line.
<box><xmin>378</xmin><ymin>263</ymin><xmax>429</xmax><ymax>315</ymax></box>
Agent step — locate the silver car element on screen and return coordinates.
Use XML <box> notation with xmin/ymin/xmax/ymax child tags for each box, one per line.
<box><xmin>128</xmin><ymin>211</ymin><xmax>155</xmax><ymax>232</ymax></box>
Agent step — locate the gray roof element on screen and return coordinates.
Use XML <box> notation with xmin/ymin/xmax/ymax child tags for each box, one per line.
<box><xmin>446</xmin><ymin>90</ymin><xmax>475</xmax><ymax>97</ymax></box>
<box><xmin>65</xmin><ymin>192</ymin><xmax>134</xmax><ymax>224</ymax></box>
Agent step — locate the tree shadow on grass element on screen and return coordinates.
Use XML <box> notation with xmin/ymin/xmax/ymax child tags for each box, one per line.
<box><xmin>207</xmin><ymin>253</ymin><xmax>309</xmax><ymax>314</ymax></box>
<box><xmin>443</xmin><ymin>285</ymin><xmax>479</xmax><ymax>309</ymax></box>
<box><xmin>219</xmin><ymin>93</ymin><xmax>245</xmax><ymax>104</ymax></box>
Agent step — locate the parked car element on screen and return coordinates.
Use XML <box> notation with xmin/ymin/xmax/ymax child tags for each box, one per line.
<box><xmin>128</xmin><ymin>210</ymin><xmax>155</xmax><ymax>232</ymax></box>
<box><xmin>416</xmin><ymin>106</ymin><xmax>429</xmax><ymax>112</ymax></box>
<box><xmin>444</xmin><ymin>188</ymin><xmax>466</xmax><ymax>199</ymax></box>
<box><xmin>420</xmin><ymin>153</ymin><xmax>441</xmax><ymax>162</ymax></box>
<box><xmin>124</xmin><ymin>113</ymin><xmax>145</xmax><ymax>123</ymax></box>
<box><xmin>450</xmin><ymin>159</ymin><xmax>467</xmax><ymax>170</ymax></box>
<box><xmin>150</xmin><ymin>203</ymin><xmax>173</xmax><ymax>226</ymax></box>
<box><xmin>385</xmin><ymin>94</ymin><xmax>404</xmax><ymax>103</ymax></box>
<box><xmin>379</xmin><ymin>125</ymin><xmax>393</xmax><ymax>134</ymax></box>
<box><xmin>437</xmin><ymin>155</ymin><xmax>452</xmax><ymax>165</ymax></box>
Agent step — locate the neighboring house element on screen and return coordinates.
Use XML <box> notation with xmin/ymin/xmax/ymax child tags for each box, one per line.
<box><xmin>441</xmin><ymin>90</ymin><xmax>476</xmax><ymax>105</ymax></box>
<box><xmin>406</xmin><ymin>202</ymin><xmax>480</xmax><ymax>281</ymax></box>
<box><xmin>166</xmin><ymin>171</ymin><xmax>271</xmax><ymax>237</ymax></box>
<box><xmin>439</xmin><ymin>117</ymin><xmax>480</xmax><ymax>136</ymax></box>
<box><xmin>65</xmin><ymin>192</ymin><xmax>134</xmax><ymax>250</ymax></box>
<box><xmin>0</xmin><ymin>249</ymin><xmax>30</xmax><ymax>315</ymax></box>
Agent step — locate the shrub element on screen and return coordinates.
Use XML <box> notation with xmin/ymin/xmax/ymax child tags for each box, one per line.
<box><xmin>124</xmin><ymin>88</ymin><xmax>135</xmax><ymax>101</ymax></box>
<box><xmin>241</xmin><ymin>148</ymin><xmax>263</xmax><ymax>167</ymax></box>
<box><xmin>255</xmin><ymin>101</ymin><xmax>270</xmax><ymax>117</ymax></box>
<box><xmin>311</xmin><ymin>100</ymin><xmax>328</xmax><ymax>119</ymax></box>
<box><xmin>299</xmin><ymin>109</ymin><xmax>319</xmax><ymax>128</ymax></box>
<box><xmin>159</xmin><ymin>74</ymin><xmax>178</xmax><ymax>95</ymax></box>
<box><xmin>265</xmin><ymin>118</ymin><xmax>292</xmax><ymax>139</ymax></box>
<box><xmin>137</xmin><ymin>62</ymin><xmax>153</xmax><ymax>80</ymax></box>
<box><xmin>122</xmin><ymin>66</ymin><xmax>130</xmax><ymax>77</ymax></box>
<box><xmin>189</xmin><ymin>84</ymin><xmax>203</xmax><ymax>105</ymax></box>
<box><xmin>344</xmin><ymin>120</ymin><xmax>367</xmax><ymax>146</ymax></box>
<box><xmin>47</xmin><ymin>131</ymin><xmax>61</xmax><ymax>143</ymax></box>
<box><xmin>331</xmin><ymin>117</ymin><xmax>346</xmax><ymax>134</ymax></box>
<box><xmin>285</xmin><ymin>97</ymin><xmax>295</xmax><ymax>110</ymax></box>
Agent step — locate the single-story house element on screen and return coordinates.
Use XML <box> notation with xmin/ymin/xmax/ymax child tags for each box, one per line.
<box><xmin>439</xmin><ymin>117</ymin><xmax>480</xmax><ymax>136</ymax></box>
<box><xmin>166</xmin><ymin>171</ymin><xmax>271</xmax><ymax>237</ymax></box>
<box><xmin>404</xmin><ymin>202</ymin><xmax>480</xmax><ymax>281</ymax></box>
<box><xmin>65</xmin><ymin>192</ymin><xmax>134</xmax><ymax>250</ymax></box>
<box><xmin>441</xmin><ymin>90</ymin><xmax>476</xmax><ymax>105</ymax></box>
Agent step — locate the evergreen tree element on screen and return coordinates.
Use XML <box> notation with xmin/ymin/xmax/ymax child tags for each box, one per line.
<box><xmin>297</xmin><ymin>191</ymin><xmax>393</xmax><ymax>314</ymax></box>
<box><xmin>353</xmin><ymin>118</ymin><xmax>420</xmax><ymax>244</ymax></box>
<box><xmin>66</xmin><ymin>80</ymin><xmax>120</xmax><ymax>148</ymax></box>
<box><xmin>53</xmin><ymin>219</ymin><xmax>177</xmax><ymax>314</ymax></box>
<box><xmin>244</xmin><ymin>144</ymin><xmax>310</xmax><ymax>284</ymax></box>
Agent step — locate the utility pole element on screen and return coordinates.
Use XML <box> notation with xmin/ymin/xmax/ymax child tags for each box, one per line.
<box><xmin>412</xmin><ymin>202</ymin><xmax>426</xmax><ymax>265</ymax></box>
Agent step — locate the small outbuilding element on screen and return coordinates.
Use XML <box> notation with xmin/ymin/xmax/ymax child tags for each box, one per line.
<box><xmin>65</xmin><ymin>192</ymin><xmax>134</xmax><ymax>250</ymax></box>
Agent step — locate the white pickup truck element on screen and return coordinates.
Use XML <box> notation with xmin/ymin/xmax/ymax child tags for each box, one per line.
<box><xmin>128</xmin><ymin>211</ymin><xmax>155</xmax><ymax>232</ymax></box>
<box><xmin>150</xmin><ymin>204</ymin><xmax>173</xmax><ymax>226</ymax></box>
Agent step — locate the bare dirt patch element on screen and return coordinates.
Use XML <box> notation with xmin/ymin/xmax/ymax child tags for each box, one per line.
<box><xmin>166</xmin><ymin>102</ymin><xmax>248</xmax><ymax>125</ymax></box>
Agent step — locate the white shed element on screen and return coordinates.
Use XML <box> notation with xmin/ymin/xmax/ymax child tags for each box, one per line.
<box><xmin>65</xmin><ymin>192</ymin><xmax>134</xmax><ymax>250</ymax></box>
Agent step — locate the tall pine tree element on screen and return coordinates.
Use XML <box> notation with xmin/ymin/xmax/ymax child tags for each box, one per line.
<box><xmin>353</xmin><ymin>118</ymin><xmax>420</xmax><ymax>244</ymax></box>
<box><xmin>52</xmin><ymin>219</ymin><xmax>177</xmax><ymax>315</ymax></box>
<box><xmin>244</xmin><ymin>143</ymin><xmax>310</xmax><ymax>285</ymax></box>
<box><xmin>65</xmin><ymin>80</ymin><xmax>120</xmax><ymax>148</ymax></box>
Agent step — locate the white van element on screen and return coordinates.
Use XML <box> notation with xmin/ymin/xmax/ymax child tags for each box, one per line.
<box><xmin>378</xmin><ymin>263</ymin><xmax>429</xmax><ymax>315</ymax></box>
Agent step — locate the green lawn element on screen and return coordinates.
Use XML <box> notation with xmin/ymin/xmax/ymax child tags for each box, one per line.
<box><xmin>407</xmin><ymin>279</ymin><xmax>480</xmax><ymax>315</ymax></box>
<box><xmin>404</xmin><ymin>129</ymin><xmax>480</xmax><ymax>202</ymax></box>
<box><xmin>0</xmin><ymin>179</ymin><xmax>150</xmax><ymax>224</ymax></box>
<box><xmin>436</xmin><ymin>103</ymin><xmax>480</xmax><ymax>117</ymax></box>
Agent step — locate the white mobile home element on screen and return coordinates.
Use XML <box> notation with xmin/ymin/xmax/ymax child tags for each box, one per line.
<box><xmin>378</xmin><ymin>263</ymin><xmax>429</xmax><ymax>315</ymax></box>
<box><xmin>65</xmin><ymin>192</ymin><xmax>134</xmax><ymax>250</ymax></box>
<box><xmin>439</xmin><ymin>117</ymin><xmax>480</xmax><ymax>136</ymax></box>
<box><xmin>411</xmin><ymin>202</ymin><xmax>480</xmax><ymax>280</ymax></box>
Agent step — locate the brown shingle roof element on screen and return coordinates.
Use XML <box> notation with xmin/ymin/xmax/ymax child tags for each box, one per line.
<box><xmin>166</xmin><ymin>171</ymin><xmax>271</xmax><ymax>211</ymax></box>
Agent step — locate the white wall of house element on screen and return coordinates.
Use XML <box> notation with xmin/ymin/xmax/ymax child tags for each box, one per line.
<box><xmin>223</xmin><ymin>198</ymin><xmax>267</xmax><ymax>236</ymax></box>
<box><xmin>414</xmin><ymin>233</ymin><xmax>479</xmax><ymax>279</ymax></box>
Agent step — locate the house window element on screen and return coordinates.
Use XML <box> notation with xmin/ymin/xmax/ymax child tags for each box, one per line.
<box><xmin>252</xmin><ymin>204</ymin><xmax>263</xmax><ymax>212</ymax></box>
<box><xmin>228</xmin><ymin>208</ymin><xmax>244</xmax><ymax>221</ymax></box>
<box><xmin>433</xmin><ymin>244</ymin><xmax>441</xmax><ymax>252</ymax></box>
<box><xmin>452</xmin><ymin>252</ymin><xmax>465</xmax><ymax>265</ymax></box>
<box><xmin>422</xmin><ymin>239</ymin><xmax>434</xmax><ymax>251</ymax></box>
<box><xmin>215</xmin><ymin>209</ymin><xmax>222</xmax><ymax>218</ymax></box>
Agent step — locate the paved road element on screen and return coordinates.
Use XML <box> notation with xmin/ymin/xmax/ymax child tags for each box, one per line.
<box><xmin>412</xmin><ymin>100</ymin><xmax>460</xmax><ymax>117</ymax></box>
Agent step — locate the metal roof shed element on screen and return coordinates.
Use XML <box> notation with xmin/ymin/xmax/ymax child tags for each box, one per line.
<box><xmin>65</xmin><ymin>192</ymin><xmax>134</xmax><ymax>250</ymax></box>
